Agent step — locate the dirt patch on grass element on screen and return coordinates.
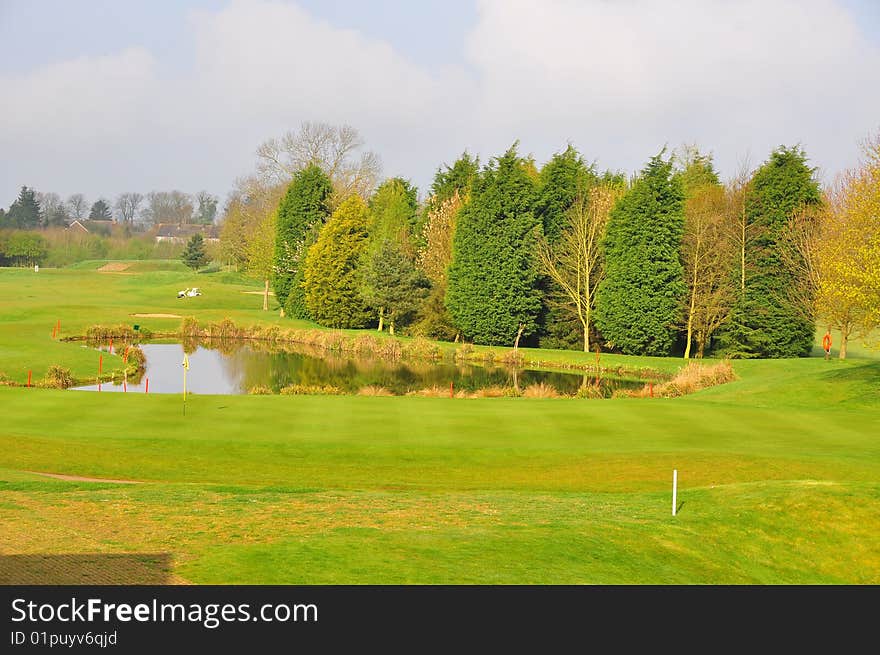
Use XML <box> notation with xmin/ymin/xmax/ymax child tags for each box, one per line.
<box><xmin>130</xmin><ymin>313</ymin><xmax>182</xmax><ymax>318</ymax></box>
<box><xmin>0</xmin><ymin>553</ymin><xmax>180</xmax><ymax>584</ymax></box>
<box><xmin>23</xmin><ymin>470</ymin><xmax>142</xmax><ymax>484</ymax></box>
<box><xmin>241</xmin><ymin>290</ymin><xmax>275</xmax><ymax>295</ymax></box>
<box><xmin>97</xmin><ymin>262</ymin><xmax>132</xmax><ymax>272</ymax></box>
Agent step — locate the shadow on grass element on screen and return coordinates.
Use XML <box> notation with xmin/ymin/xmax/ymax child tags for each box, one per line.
<box><xmin>0</xmin><ymin>554</ymin><xmax>174</xmax><ymax>584</ymax></box>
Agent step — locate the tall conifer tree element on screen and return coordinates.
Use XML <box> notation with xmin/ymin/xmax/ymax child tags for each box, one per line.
<box><xmin>446</xmin><ymin>145</ymin><xmax>542</xmax><ymax>345</ymax></box>
<box><xmin>302</xmin><ymin>196</ymin><xmax>373</xmax><ymax>328</ymax></box>
<box><xmin>595</xmin><ymin>153</ymin><xmax>686</xmax><ymax>355</ymax></box>
<box><xmin>362</xmin><ymin>177</ymin><xmax>423</xmax><ymax>331</ymax></box>
<box><xmin>273</xmin><ymin>164</ymin><xmax>333</xmax><ymax>318</ymax></box>
<box><xmin>7</xmin><ymin>186</ymin><xmax>41</xmax><ymax>229</ymax></box>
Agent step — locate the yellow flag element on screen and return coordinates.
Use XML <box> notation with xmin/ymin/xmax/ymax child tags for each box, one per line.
<box><xmin>182</xmin><ymin>353</ymin><xmax>190</xmax><ymax>370</ymax></box>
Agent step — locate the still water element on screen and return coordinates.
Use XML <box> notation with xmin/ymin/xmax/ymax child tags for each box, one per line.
<box><xmin>73</xmin><ymin>342</ymin><xmax>645</xmax><ymax>396</ymax></box>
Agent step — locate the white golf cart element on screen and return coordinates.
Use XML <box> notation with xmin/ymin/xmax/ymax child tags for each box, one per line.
<box><xmin>177</xmin><ymin>287</ymin><xmax>202</xmax><ymax>299</ymax></box>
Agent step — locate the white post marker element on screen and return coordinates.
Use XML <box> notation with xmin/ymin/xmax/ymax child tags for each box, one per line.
<box><xmin>672</xmin><ymin>469</ymin><xmax>678</xmax><ymax>516</ymax></box>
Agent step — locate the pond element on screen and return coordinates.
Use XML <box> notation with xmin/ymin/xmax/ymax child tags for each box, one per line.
<box><xmin>72</xmin><ymin>342</ymin><xmax>648</xmax><ymax>397</ymax></box>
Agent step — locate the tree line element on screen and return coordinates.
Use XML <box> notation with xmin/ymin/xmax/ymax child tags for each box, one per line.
<box><xmin>220</xmin><ymin>123</ymin><xmax>879</xmax><ymax>359</ymax></box>
<box><xmin>0</xmin><ymin>188</ymin><xmax>220</xmax><ymax>230</ymax></box>
<box><xmin>0</xmin><ymin>186</ymin><xmax>222</xmax><ymax>267</ymax></box>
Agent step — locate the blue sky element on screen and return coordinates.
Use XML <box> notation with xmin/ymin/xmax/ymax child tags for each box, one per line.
<box><xmin>0</xmin><ymin>1</ymin><xmax>479</xmax><ymax>75</ymax></box>
<box><xmin>1</xmin><ymin>0</ymin><xmax>878</xmax><ymax>206</ymax></box>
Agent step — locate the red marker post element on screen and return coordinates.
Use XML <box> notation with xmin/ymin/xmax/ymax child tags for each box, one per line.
<box><xmin>450</xmin><ymin>381</ymin><xmax>454</xmax><ymax>398</ymax></box>
<box><xmin>145</xmin><ymin>378</ymin><xmax>149</xmax><ymax>394</ymax></box>
<box><xmin>99</xmin><ymin>355</ymin><xmax>103</xmax><ymax>374</ymax></box>
<box><xmin>109</xmin><ymin>338</ymin><xmax>113</xmax><ymax>355</ymax></box>
<box><xmin>27</xmin><ymin>370</ymin><xmax>32</xmax><ymax>388</ymax></box>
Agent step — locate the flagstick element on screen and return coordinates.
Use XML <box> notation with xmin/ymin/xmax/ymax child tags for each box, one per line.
<box><xmin>672</xmin><ymin>469</ymin><xmax>678</xmax><ymax>516</ymax></box>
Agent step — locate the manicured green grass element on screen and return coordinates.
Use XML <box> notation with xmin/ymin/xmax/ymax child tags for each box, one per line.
<box><xmin>0</xmin><ymin>264</ymin><xmax>878</xmax><ymax>583</ymax></box>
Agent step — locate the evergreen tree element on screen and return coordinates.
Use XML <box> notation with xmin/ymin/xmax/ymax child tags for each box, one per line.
<box><xmin>674</xmin><ymin>145</ymin><xmax>720</xmax><ymax>193</ymax></box>
<box><xmin>369</xmin><ymin>177</ymin><xmax>420</xmax><ymax>253</ymax></box>
<box><xmin>412</xmin><ymin>155</ymin><xmax>478</xmax><ymax>340</ymax></box>
<box><xmin>361</xmin><ymin>238</ymin><xmax>429</xmax><ymax>334</ymax></box>
<box><xmin>89</xmin><ymin>199</ymin><xmax>112</xmax><ymax>220</ymax></box>
<box><xmin>273</xmin><ymin>164</ymin><xmax>333</xmax><ymax>318</ymax></box>
<box><xmin>181</xmin><ymin>233</ymin><xmax>209</xmax><ymax>271</ymax></box>
<box><xmin>534</xmin><ymin>145</ymin><xmax>597</xmax><ymax>243</ymax></box>
<box><xmin>428</xmin><ymin>152</ymin><xmax>479</xmax><ymax>210</ymax></box>
<box><xmin>7</xmin><ymin>186</ymin><xmax>41</xmax><ymax>229</ymax></box>
<box><xmin>195</xmin><ymin>191</ymin><xmax>218</xmax><ymax>224</ymax></box>
<box><xmin>446</xmin><ymin>145</ymin><xmax>542</xmax><ymax>346</ymax></box>
<box><xmin>718</xmin><ymin>146</ymin><xmax>821</xmax><ymax>357</ymax></box>
<box><xmin>599</xmin><ymin>170</ymin><xmax>629</xmax><ymax>189</ymax></box>
<box><xmin>595</xmin><ymin>153</ymin><xmax>687</xmax><ymax>355</ymax></box>
<box><xmin>303</xmin><ymin>196</ymin><xmax>373</xmax><ymax>328</ymax></box>
<box><xmin>363</xmin><ymin>178</ymin><xmax>422</xmax><ymax>330</ymax></box>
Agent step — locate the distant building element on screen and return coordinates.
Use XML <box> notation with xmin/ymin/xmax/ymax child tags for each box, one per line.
<box><xmin>154</xmin><ymin>223</ymin><xmax>220</xmax><ymax>243</ymax></box>
<box><xmin>66</xmin><ymin>218</ymin><xmax>118</xmax><ymax>234</ymax></box>
<box><xmin>67</xmin><ymin>220</ymin><xmax>89</xmax><ymax>233</ymax></box>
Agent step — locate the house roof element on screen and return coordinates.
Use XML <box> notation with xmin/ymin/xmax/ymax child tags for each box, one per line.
<box><xmin>67</xmin><ymin>220</ymin><xmax>89</xmax><ymax>233</ymax></box>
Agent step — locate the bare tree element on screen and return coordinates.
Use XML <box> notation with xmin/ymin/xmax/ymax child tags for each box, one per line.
<box><xmin>142</xmin><ymin>191</ymin><xmax>194</xmax><ymax>225</ymax></box>
<box><xmin>247</xmin><ymin>207</ymin><xmax>277</xmax><ymax>311</ymax></box>
<box><xmin>219</xmin><ymin>194</ymin><xmax>249</xmax><ymax>269</ymax></box>
<box><xmin>169</xmin><ymin>190</ymin><xmax>194</xmax><ymax>225</ymax></box>
<box><xmin>256</xmin><ymin>122</ymin><xmax>381</xmax><ymax>206</ymax></box>
<box><xmin>780</xmin><ymin>194</ymin><xmax>866</xmax><ymax>359</ymax></box>
<box><xmin>66</xmin><ymin>193</ymin><xmax>88</xmax><ymax>221</ymax></box>
<box><xmin>36</xmin><ymin>192</ymin><xmax>67</xmax><ymax>226</ymax></box>
<box><xmin>114</xmin><ymin>192</ymin><xmax>143</xmax><ymax>224</ymax></box>
<box><xmin>778</xmin><ymin>203</ymin><xmax>824</xmax><ymax>316</ymax></box>
<box><xmin>682</xmin><ymin>185</ymin><xmax>735</xmax><ymax>358</ymax></box>
<box><xmin>726</xmin><ymin>159</ymin><xmax>756</xmax><ymax>297</ymax></box>
<box><xmin>536</xmin><ymin>183</ymin><xmax>621</xmax><ymax>352</ymax></box>
<box><xmin>219</xmin><ymin>175</ymin><xmax>286</xmax><ymax>310</ymax></box>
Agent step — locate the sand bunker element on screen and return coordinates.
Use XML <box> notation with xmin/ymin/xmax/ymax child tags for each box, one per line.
<box><xmin>97</xmin><ymin>262</ymin><xmax>131</xmax><ymax>272</ymax></box>
<box><xmin>24</xmin><ymin>470</ymin><xmax>142</xmax><ymax>484</ymax></box>
<box><xmin>130</xmin><ymin>313</ymin><xmax>182</xmax><ymax>318</ymax></box>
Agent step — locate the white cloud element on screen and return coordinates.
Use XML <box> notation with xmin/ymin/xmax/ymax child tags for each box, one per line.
<box><xmin>465</xmin><ymin>0</ymin><xmax>880</xmax><ymax>178</ymax></box>
<box><xmin>0</xmin><ymin>48</ymin><xmax>163</xmax><ymax>198</ymax></box>
<box><xmin>1</xmin><ymin>48</ymin><xmax>158</xmax><ymax>142</ymax></box>
<box><xmin>1</xmin><ymin>0</ymin><xmax>878</xmax><ymax>204</ymax></box>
